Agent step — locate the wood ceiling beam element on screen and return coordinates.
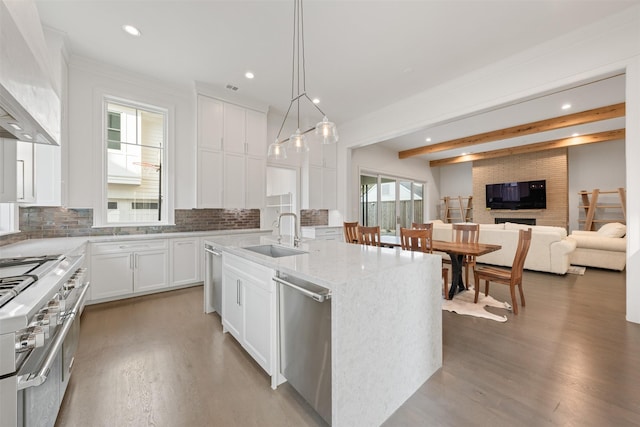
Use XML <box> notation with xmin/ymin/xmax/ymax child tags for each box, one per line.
<box><xmin>428</xmin><ymin>129</ymin><xmax>625</xmax><ymax>167</ymax></box>
<box><xmin>398</xmin><ymin>102</ymin><xmax>625</xmax><ymax>159</ymax></box>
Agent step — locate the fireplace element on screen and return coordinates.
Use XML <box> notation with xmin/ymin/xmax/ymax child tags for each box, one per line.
<box><xmin>495</xmin><ymin>218</ymin><xmax>536</xmax><ymax>225</ymax></box>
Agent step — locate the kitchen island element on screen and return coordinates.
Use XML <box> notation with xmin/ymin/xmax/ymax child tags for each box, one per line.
<box><xmin>206</xmin><ymin>234</ymin><xmax>442</xmax><ymax>427</ymax></box>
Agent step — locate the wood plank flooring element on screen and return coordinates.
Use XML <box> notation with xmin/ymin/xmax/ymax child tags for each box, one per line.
<box><xmin>55</xmin><ymin>267</ymin><xmax>640</xmax><ymax>427</ymax></box>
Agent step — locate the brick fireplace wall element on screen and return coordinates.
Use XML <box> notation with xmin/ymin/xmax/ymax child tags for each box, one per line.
<box><xmin>472</xmin><ymin>148</ymin><xmax>568</xmax><ymax>228</ymax></box>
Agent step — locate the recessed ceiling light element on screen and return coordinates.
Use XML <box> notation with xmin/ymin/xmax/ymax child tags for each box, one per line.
<box><xmin>312</xmin><ymin>98</ymin><xmax>320</xmax><ymax>104</ymax></box>
<box><xmin>572</xmin><ymin>133</ymin><xmax>580</xmax><ymax>137</ymax></box>
<box><xmin>122</xmin><ymin>24</ymin><xmax>141</xmax><ymax>37</ymax></box>
<box><xmin>245</xmin><ymin>71</ymin><xmax>254</xmax><ymax>79</ymax></box>
<box><xmin>9</xmin><ymin>123</ymin><xmax>22</xmax><ymax>131</ymax></box>
<box><xmin>22</xmin><ymin>133</ymin><xmax>32</xmax><ymax>140</ymax></box>
<box><xmin>562</xmin><ymin>103</ymin><xmax>571</xmax><ymax>110</ymax></box>
<box><xmin>425</xmin><ymin>137</ymin><xmax>432</xmax><ymax>142</ymax></box>
<box><xmin>461</xmin><ymin>152</ymin><xmax>471</xmax><ymax>156</ymax></box>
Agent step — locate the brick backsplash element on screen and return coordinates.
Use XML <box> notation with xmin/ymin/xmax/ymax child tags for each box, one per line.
<box><xmin>0</xmin><ymin>207</ymin><xmax>260</xmax><ymax>247</ymax></box>
<box><xmin>300</xmin><ymin>209</ymin><xmax>329</xmax><ymax>226</ymax></box>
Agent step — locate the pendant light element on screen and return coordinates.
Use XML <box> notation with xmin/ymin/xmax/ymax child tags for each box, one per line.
<box><xmin>267</xmin><ymin>0</ymin><xmax>338</xmax><ymax>159</ymax></box>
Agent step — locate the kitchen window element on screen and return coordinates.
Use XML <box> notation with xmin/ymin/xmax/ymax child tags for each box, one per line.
<box><xmin>99</xmin><ymin>97</ymin><xmax>171</xmax><ymax>226</ymax></box>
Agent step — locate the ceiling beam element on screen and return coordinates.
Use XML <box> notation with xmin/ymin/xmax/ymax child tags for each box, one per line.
<box><xmin>398</xmin><ymin>102</ymin><xmax>625</xmax><ymax>159</ymax></box>
<box><xmin>428</xmin><ymin>129</ymin><xmax>625</xmax><ymax>167</ymax></box>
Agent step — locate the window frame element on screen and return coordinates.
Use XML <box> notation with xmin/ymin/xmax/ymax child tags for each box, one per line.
<box><xmin>93</xmin><ymin>93</ymin><xmax>174</xmax><ymax>228</ymax></box>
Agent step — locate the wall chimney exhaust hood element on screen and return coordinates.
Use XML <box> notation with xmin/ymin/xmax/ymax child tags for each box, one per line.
<box><xmin>0</xmin><ymin>0</ymin><xmax>61</xmax><ymax>146</ymax></box>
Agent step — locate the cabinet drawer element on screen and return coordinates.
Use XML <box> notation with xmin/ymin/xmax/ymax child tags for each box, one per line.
<box><xmin>314</xmin><ymin>227</ymin><xmax>342</xmax><ymax>236</ymax></box>
<box><xmin>92</xmin><ymin>239</ymin><xmax>168</xmax><ymax>255</ymax></box>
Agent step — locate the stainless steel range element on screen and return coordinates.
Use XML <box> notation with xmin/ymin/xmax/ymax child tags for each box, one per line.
<box><xmin>0</xmin><ymin>252</ymin><xmax>89</xmax><ymax>427</ymax></box>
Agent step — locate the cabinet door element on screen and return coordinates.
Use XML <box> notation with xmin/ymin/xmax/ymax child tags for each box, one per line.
<box><xmin>323</xmin><ymin>167</ymin><xmax>337</xmax><ymax>210</ymax></box>
<box><xmin>197</xmin><ymin>149</ymin><xmax>223</xmax><ymax>208</ymax></box>
<box><xmin>134</xmin><ymin>249</ymin><xmax>168</xmax><ymax>293</ymax></box>
<box><xmin>222</xmin><ymin>269</ymin><xmax>243</xmax><ymax>341</ymax></box>
<box><xmin>197</xmin><ymin>95</ymin><xmax>223</xmax><ymax>151</ymax></box>
<box><xmin>245</xmin><ymin>109</ymin><xmax>267</xmax><ymax>157</ymax></box>
<box><xmin>243</xmin><ymin>279</ymin><xmax>272</xmax><ymax>374</ymax></box>
<box><xmin>90</xmin><ymin>252</ymin><xmax>133</xmax><ymax>300</ymax></box>
<box><xmin>16</xmin><ymin>141</ymin><xmax>35</xmax><ymax>202</ymax></box>
<box><xmin>246</xmin><ymin>156</ymin><xmax>265</xmax><ymax>209</ymax></box>
<box><xmin>308</xmin><ymin>165</ymin><xmax>323</xmax><ymax>209</ymax></box>
<box><xmin>171</xmin><ymin>238</ymin><xmax>200</xmax><ymax>286</ymax></box>
<box><xmin>223</xmin><ymin>152</ymin><xmax>246</xmax><ymax>208</ymax></box>
<box><xmin>0</xmin><ymin>139</ymin><xmax>16</xmax><ymax>202</ymax></box>
<box><xmin>223</xmin><ymin>103</ymin><xmax>246</xmax><ymax>154</ymax></box>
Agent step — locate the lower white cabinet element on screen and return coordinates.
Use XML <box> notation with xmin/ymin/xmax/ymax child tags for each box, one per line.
<box><xmin>301</xmin><ymin>226</ymin><xmax>343</xmax><ymax>241</ymax></box>
<box><xmin>171</xmin><ymin>237</ymin><xmax>200</xmax><ymax>286</ymax></box>
<box><xmin>222</xmin><ymin>252</ymin><xmax>275</xmax><ymax>377</ymax></box>
<box><xmin>90</xmin><ymin>239</ymin><xmax>169</xmax><ymax>301</ymax></box>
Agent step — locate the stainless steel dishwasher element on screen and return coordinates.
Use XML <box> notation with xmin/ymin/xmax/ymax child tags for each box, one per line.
<box><xmin>274</xmin><ymin>272</ymin><xmax>332</xmax><ymax>425</ymax></box>
<box><xmin>204</xmin><ymin>243</ymin><xmax>222</xmax><ymax>314</ymax></box>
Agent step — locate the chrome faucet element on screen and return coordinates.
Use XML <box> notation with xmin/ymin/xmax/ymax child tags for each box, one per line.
<box><xmin>277</xmin><ymin>212</ymin><xmax>300</xmax><ymax>247</ymax></box>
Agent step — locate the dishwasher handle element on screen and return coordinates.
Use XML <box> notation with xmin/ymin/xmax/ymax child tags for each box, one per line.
<box><xmin>273</xmin><ymin>276</ymin><xmax>331</xmax><ymax>302</ymax></box>
<box><xmin>204</xmin><ymin>246</ymin><xmax>222</xmax><ymax>256</ymax></box>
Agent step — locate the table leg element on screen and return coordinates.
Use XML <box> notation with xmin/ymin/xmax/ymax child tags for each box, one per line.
<box><xmin>447</xmin><ymin>254</ymin><xmax>465</xmax><ymax>299</ymax></box>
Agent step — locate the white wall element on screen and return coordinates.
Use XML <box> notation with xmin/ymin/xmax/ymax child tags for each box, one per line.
<box><xmin>438</xmin><ymin>163</ymin><xmax>472</xmax><ymax>200</ymax></box>
<box><xmin>335</xmin><ymin>5</ymin><xmax>640</xmax><ymax>323</ymax></box>
<box><xmin>67</xmin><ymin>57</ymin><xmax>195</xmax><ymax>211</ymax></box>
<box><xmin>350</xmin><ymin>143</ymin><xmax>437</xmax><ymax>221</ymax></box>
<box><xmin>568</xmin><ymin>140</ymin><xmax>626</xmax><ymax>232</ymax></box>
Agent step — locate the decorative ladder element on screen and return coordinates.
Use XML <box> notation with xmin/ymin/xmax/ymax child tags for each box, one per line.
<box><xmin>442</xmin><ymin>196</ymin><xmax>473</xmax><ymax>223</ymax></box>
<box><xmin>578</xmin><ymin>188</ymin><xmax>626</xmax><ymax>231</ymax></box>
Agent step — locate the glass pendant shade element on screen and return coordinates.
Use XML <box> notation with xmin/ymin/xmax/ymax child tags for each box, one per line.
<box><xmin>316</xmin><ymin>116</ymin><xmax>339</xmax><ymax>144</ymax></box>
<box><xmin>289</xmin><ymin>128</ymin><xmax>309</xmax><ymax>152</ymax></box>
<box><xmin>267</xmin><ymin>140</ymin><xmax>287</xmax><ymax>160</ymax></box>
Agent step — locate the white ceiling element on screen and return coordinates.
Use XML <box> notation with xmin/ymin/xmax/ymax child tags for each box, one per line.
<box><xmin>35</xmin><ymin>1</ymin><xmax>636</xmax><ymax>159</ymax></box>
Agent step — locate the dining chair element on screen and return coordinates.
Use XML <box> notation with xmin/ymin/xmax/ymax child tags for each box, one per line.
<box><xmin>357</xmin><ymin>226</ymin><xmax>381</xmax><ymax>246</ymax></box>
<box><xmin>400</xmin><ymin>227</ymin><xmax>450</xmax><ymax>299</ymax></box>
<box><xmin>443</xmin><ymin>223</ymin><xmax>480</xmax><ymax>288</ymax></box>
<box><xmin>473</xmin><ymin>228</ymin><xmax>532</xmax><ymax>314</ymax></box>
<box><xmin>343</xmin><ymin>221</ymin><xmax>359</xmax><ymax>244</ymax></box>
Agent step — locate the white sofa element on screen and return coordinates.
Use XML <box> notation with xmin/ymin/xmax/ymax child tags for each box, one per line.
<box><xmin>431</xmin><ymin>220</ymin><xmax>576</xmax><ymax>275</ymax></box>
<box><xmin>567</xmin><ymin>223</ymin><xmax>626</xmax><ymax>271</ymax></box>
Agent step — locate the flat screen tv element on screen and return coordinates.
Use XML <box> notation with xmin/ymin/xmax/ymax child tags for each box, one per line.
<box><xmin>485</xmin><ymin>180</ymin><xmax>546</xmax><ymax>210</ymax></box>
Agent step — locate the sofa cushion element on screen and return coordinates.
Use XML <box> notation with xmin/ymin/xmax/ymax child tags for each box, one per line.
<box><xmin>568</xmin><ymin>234</ymin><xmax>626</xmax><ymax>252</ymax></box>
<box><xmin>503</xmin><ymin>222</ymin><xmax>567</xmax><ymax>238</ymax></box>
<box><xmin>597</xmin><ymin>222</ymin><xmax>626</xmax><ymax>238</ymax></box>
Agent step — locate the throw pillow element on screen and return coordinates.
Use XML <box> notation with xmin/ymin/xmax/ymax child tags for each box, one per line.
<box><xmin>597</xmin><ymin>222</ymin><xmax>626</xmax><ymax>238</ymax></box>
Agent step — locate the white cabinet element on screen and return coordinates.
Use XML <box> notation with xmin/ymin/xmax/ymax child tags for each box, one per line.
<box><xmin>222</xmin><ymin>252</ymin><xmax>275</xmax><ymax>376</ymax></box>
<box><xmin>305</xmin><ymin>142</ymin><xmax>337</xmax><ymax>210</ymax></box>
<box><xmin>196</xmin><ymin>94</ymin><xmax>267</xmax><ymax>208</ymax></box>
<box><xmin>170</xmin><ymin>237</ymin><xmax>200</xmax><ymax>286</ymax></box>
<box><xmin>90</xmin><ymin>239</ymin><xmax>169</xmax><ymax>301</ymax></box>
<box><xmin>0</xmin><ymin>138</ymin><xmax>16</xmax><ymax>202</ymax></box>
<box><xmin>301</xmin><ymin>226</ymin><xmax>343</xmax><ymax>241</ymax></box>
<box><xmin>16</xmin><ymin>141</ymin><xmax>35</xmax><ymax>202</ymax></box>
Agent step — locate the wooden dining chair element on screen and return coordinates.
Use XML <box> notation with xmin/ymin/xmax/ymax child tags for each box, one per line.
<box><xmin>343</xmin><ymin>221</ymin><xmax>359</xmax><ymax>244</ymax></box>
<box><xmin>357</xmin><ymin>226</ymin><xmax>381</xmax><ymax>246</ymax></box>
<box><xmin>411</xmin><ymin>222</ymin><xmax>433</xmax><ymax>230</ymax></box>
<box><xmin>443</xmin><ymin>223</ymin><xmax>480</xmax><ymax>288</ymax></box>
<box><xmin>400</xmin><ymin>227</ymin><xmax>450</xmax><ymax>299</ymax></box>
<box><xmin>473</xmin><ymin>228</ymin><xmax>532</xmax><ymax>315</ymax></box>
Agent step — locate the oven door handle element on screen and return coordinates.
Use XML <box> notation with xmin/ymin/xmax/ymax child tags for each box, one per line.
<box><xmin>17</xmin><ymin>283</ymin><xmax>90</xmax><ymax>390</ymax></box>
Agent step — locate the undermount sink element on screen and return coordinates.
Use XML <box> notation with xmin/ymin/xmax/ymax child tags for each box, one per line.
<box><xmin>243</xmin><ymin>244</ymin><xmax>308</xmax><ymax>258</ymax></box>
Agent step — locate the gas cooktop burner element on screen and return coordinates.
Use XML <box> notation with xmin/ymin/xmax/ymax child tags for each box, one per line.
<box><xmin>0</xmin><ymin>255</ymin><xmax>63</xmax><ymax>269</ymax></box>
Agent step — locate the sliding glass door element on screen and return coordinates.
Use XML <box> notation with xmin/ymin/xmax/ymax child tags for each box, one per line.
<box><xmin>360</xmin><ymin>173</ymin><xmax>425</xmax><ymax>236</ymax></box>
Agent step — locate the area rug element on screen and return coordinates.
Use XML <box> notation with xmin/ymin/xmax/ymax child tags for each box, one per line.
<box><xmin>567</xmin><ymin>265</ymin><xmax>586</xmax><ymax>275</ymax></box>
<box><xmin>442</xmin><ymin>289</ymin><xmax>512</xmax><ymax>322</ymax></box>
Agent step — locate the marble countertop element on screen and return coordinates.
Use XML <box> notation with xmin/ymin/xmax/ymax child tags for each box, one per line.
<box><xmin>0</xmin><ymin>229</ymin><xmax>272</xmax><ymax>258</ymax></box>
<box><xmin>205</xmin><ymin>234</ymin><xmax>433</xmax><ymax>290</ymax></box>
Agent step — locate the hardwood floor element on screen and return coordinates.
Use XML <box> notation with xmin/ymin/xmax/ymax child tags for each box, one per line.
<box><xmin>56</xmin><ymin>267</ymin><xmax>640</xmax><ymax>427</ymax></box>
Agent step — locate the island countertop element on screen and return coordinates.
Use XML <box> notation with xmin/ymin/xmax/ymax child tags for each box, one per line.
<box><xmin>204</xmin><ymin>233</ymin><xmax>435</xmax><ymax>290</ymax></box>
<box><xmin>206</xmin><ymin>234</ymin><xmax>443</xmax><ymax>427</ymax></box>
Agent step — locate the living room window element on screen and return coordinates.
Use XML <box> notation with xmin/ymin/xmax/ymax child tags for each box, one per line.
<box><xmin>101</xmin><ymin>97</ymin><xmax>169</xmax><ymax>225</ymax></box>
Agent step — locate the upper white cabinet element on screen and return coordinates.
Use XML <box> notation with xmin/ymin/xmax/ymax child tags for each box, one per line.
<box><xmin>196</xmin><ymin>94</ymin><xmax>267</xmax><ymax>209</ymax></box>
<box><xmin>0</xmin><ymin>138</ymin><xmax>16</xmax><ymax>202</ymax></box>
<box><xmin>304</xmin><ymin>142</ymin><xmax>337</xmax><ymax>210</ymax></box>
<box><xmin>16</xmin><ymin>141</ymin><xmax>35</xmax><ymax>202</ymax></box>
